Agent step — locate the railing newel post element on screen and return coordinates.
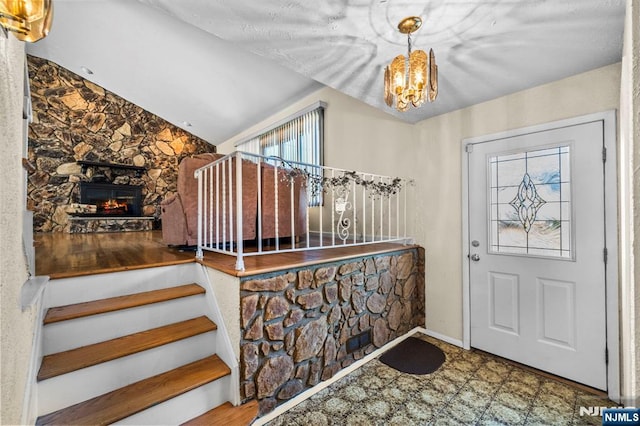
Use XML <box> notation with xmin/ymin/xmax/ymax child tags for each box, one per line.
<box><xmin>196</xmin><ymin>169</ymin><xmax>203</xmax><ymax>260</ymax></box>
<box><xmin>274</xmin><ymin>159</ymin><xmax>279</xmax><ymax>251</ymax></box>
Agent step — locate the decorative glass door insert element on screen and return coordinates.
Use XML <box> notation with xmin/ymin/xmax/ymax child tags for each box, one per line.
<box><xmin>488</xmin><ymin>145</ymin><xmax>572</xmax><ymax>259</ymax></box>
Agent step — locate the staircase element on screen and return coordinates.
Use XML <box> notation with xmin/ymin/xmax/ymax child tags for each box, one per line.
<box><xmin>34</xmin><ymin>264</ymin><xmax>257</xmax><ymax>425</ymax></box>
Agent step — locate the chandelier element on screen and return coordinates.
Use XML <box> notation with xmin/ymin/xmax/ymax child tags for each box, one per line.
<box><xmin>0</xmin><ymin>0</ymin><xmax>53</xmax><ymax>42</ymax></box>
<box><xmin>384</xmin><ymin>16</ymin><xmax>437</xmax><ymax>111</ymax></box>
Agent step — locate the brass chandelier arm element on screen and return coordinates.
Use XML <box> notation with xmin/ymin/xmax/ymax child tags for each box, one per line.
<box><xmin>0</xmin><ymin>0</ymin><xmax>53</xmax><ymax>42</ymax></box>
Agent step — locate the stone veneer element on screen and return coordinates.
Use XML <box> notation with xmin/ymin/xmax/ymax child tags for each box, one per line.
<box><xmin>239</xmin><ymin>247</ymin><xmax>425</xmax><ymax>415</ymax></box>
<box><xmin>26</xmin><ymin>56</ymin><xmax>216</xmax><ymax>233</ymax></box>
<box><xmin>68</xmin><ymin>217</ymin><xmax>154</xmax><ymax>234</ymax></box>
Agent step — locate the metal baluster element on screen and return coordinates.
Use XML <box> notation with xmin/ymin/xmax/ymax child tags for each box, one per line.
<box><xmin>257</xmin><ymin>158</ymin><xmax>262</xmax><ymax>253</ymax></box>
<box><xmin>319</xmin><ymin>171</ymin><xmax>323</xmax><ymax>247</ymax></box>
<box><xmin>379</xmin><ymin>176</ymin><xmax>383</xmax><ymax>241</ymax></box>
<box><xmin>305</xmin><ymin>177</ymin><xmax>310</xmax><ymax>248</ymax></box>
<box><xmin>216</xmin><ymin>163</ymin><xmax>220</xmax><ymax>250</ymax></box>
<box><xmin>202</xmin><ymin>168</ymin><xmax>207</xmax><ymax>249</ymax></box>
<box><xmin>388</xmin><ymin>177</ymin><xmax>391</xmax><ymax>241</ymax></box>
<box><xmin>274</xmin><ymin>160</ymin><xmax>279</xmax><ymax>251</ymax></box>
<box><xmin>207</xmin><ymin>167</ymin><xmax>214</xmax><ymax>248</ymax></box>
<box><xmin>396</xmin><ymin>180</ymin><xmax>400</xmax><ymax>239</ymax></box>
<box><xmin>202</xmin><ymin>167</ymin><xmax>207</xmax><ymax>249</ymax></box>
<box><xmin>235</xmin><ymin>152</ymin><xmax>244</xmax><ymax>270</ymax></box>
<box><xmin>222</xmin><ymin>160</ymin><xmax>226</xmax><ymax>250</ymax></box>
<box><xmin>353</xmin><ymin>179</ymin><xmax>357</xmax><ymax>244</ymax></box>
<box><xmin>331</xmin><ymin>169</ymin><xmax>335</xmax><ymax>246</ymax></box>
<box><xmin>404</xmin><ymin>179</ymin><xmax>407</xmax><ymax>239</ymax></box>
<box><xmin>290</xmin><ymin>173</ymin><xmax>295</xmax><ymax>248</ymax></box>
<box><xmin>371</xmin><ymin>179</ymin><xmax>375</xmax><ymax>241</ymax></box>
<box><xmin>362</xmin><ymin>175</ymin><xmax>367</xmax><ymax>243</ymax></box>
<box><xmin>228</xmin><ymin>157</ymin><xmax>234</xmax><ymax>252</ymax></box>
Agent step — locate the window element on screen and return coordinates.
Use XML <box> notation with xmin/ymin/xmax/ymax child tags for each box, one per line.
<box><xmin>236</xmin><ymin>102</ymin><xmax>325</xmax><ymax>205</ymax></box>
<box><xmin>488</xmin><ymin>145</ymin><xmax>572</xmax><ymax>259</ymax></box>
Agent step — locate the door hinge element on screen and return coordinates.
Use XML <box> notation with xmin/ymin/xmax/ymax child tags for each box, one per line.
<box><xmin>603</xmin><ymin>247</ymin><xmax>608</xmax><ymax>264</ymax></box>
<box><xmin>465</xmin><ymin>144</ymin><xmax>473</xmax><ymax>153</ymax></box>
<box><xmin>602</xmin><ymin>147</ymin><xmax>607</xmax><ymax>162</ymax></box>
<box><xmin>605</xmin><ymin>347</ymin><xmax>609</xmax><ymax>364</ymax></box>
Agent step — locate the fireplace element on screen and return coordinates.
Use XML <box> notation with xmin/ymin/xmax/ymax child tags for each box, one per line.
<box><xmin>78</xmin><ymin>182</ymin><xmax>143</xmax><ymax>217</ymax></box>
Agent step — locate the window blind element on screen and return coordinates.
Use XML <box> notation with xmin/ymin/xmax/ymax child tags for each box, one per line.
<box><xmin>236</xmin><ymin>102</ymin><xmax>325</xmax><ymax>205</ymax></box>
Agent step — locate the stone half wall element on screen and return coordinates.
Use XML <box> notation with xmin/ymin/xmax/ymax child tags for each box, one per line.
<box><xmin>26</xmin><ymin>56</ymin><xmax>216</xmax><ymax>233</ymax></box>
<box><xmin>239</xmin><ymin>247</ymin><xmax>425</xmax><ymax>415</ymax></box>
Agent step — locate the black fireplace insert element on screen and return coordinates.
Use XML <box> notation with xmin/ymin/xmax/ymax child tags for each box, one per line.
<box><xmin>78</xmin><ymin>182</ymin><xmax>143</xmax><ymax>217</ymax></box>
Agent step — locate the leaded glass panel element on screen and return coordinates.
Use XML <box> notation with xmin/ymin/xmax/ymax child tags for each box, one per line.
<box><xmin>489</xmin><ymin>145</ymin><xmax>572</xmax><ymax>259</ymax></box>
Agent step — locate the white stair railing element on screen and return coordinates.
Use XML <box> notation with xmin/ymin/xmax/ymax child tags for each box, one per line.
<box><xmin>195</xmin><ymin>151</ymin><xmax>414</xmax><ymax>270</ymax></box>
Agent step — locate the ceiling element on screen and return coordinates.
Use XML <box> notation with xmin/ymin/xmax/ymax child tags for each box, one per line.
<box><xmin>27</xmin><ymin>0</ymin><xmax>626</xmax><ymax>145</ymax></box>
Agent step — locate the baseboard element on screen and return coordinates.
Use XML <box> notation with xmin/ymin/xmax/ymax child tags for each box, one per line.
<box><xmin>417</xmin><ymin>327</ymin><xmax>464</xmax><ymax>348</ymax></box>
<box><xmin>253</xmin><ymin>327</ymin><xmax>424</xmax><ymax>426</ymax></box>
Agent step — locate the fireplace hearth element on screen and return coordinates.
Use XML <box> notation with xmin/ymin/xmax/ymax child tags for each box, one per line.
<box><xmin>78</xmin><ymin>182</ymin><xmax>143</xmax><ymax>217</ymax></box>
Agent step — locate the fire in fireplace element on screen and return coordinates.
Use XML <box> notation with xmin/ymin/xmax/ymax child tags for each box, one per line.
<box><xmin>78</xmin><ymin>182</ymin><xmax>143</xmax><ymax>217</ymax></box>
<box><xmin>98</xmin><ymin>199</ymin><xmax>130</xmax><ymax>215</ymax></box>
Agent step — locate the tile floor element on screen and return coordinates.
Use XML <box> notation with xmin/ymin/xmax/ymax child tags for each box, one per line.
<box><xmin>266</xmin><ymin>333</ymin><xmax>615</xmax><ymax>425</ymax></box>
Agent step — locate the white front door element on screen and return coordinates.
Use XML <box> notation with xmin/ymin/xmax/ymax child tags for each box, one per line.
<box><xmin>467</xmin><ymin>120</ymin><xmax>607</xmax><ymax>390</ymax></box>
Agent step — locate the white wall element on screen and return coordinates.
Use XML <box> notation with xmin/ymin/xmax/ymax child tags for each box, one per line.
<box><xmin>619</xmin><ymin>0</ymin><xmax>640</xmax><ymax>406</ymax></box>
<box><xmin>0</xmin><ymin>36</ymin><xmax>37</xmax><ymax>424</ymax></box>
<box><xmin>218</xmin><ymin>64</ymin><xmax>623</xmax><ymax>344</ymax></box>
<box><xmin>205</xmin><ymin>267</ymin><xmax>241</xmax><ymax>359</ymax></box>
<box><xmin>631</xmin><ymin>0</ymin><xmax>640</xmax><ymax>404</ymax></box>
<box><xmin>413</xmin><ymin>63</ymin><xmax>621</xmax><ymax>341</ymax></box>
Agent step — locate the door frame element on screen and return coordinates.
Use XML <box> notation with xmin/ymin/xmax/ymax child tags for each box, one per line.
<box><xmin>461</xmin><ymin>110</ymin><xmax>619</xmax><ymax>402</ymax></box>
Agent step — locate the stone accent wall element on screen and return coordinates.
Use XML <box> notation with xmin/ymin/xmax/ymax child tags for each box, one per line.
<box><xmin>239</xmin><ymin>248</ymin><xmax>425</xmax><ymax>415</ymax></box>
<box><xmin>26</xmin><ymin>56</ymin><xmax>216</xmax><ymax>233</ymax></box>
<box><xmin>69</xmin><ymin>218</ymin><xmax>154</xmax><ymax>234</ymax></box>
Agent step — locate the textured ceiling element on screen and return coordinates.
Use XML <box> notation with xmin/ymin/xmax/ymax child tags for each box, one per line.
<box><xmin>26</xmin><ymin>0</ymin><xmax>322</xmax><ymax>144</ymax></box>
<box><xmin>28</xmin><ymin>0</ymin><xmax>626</xmax><ymax>144</ymax></box>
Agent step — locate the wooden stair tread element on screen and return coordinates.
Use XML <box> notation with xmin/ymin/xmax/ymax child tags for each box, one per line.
<box><xmin>44</xmin><ymin>284</ymin><xmax>205</xmax><ymax>324</ymax></box>
<box><xmin>182</xmin><ymin>400</ymin><xmax>259</xmax><ymax>426</ymax></box>
<box><xmin>36</xmin><ymin>355</ymin><xmax>231</xmax><ymax>426</ymax></box>
<box><xmin>37</xmin><ymin>316</ymin><xmax>216</xmax><ymax>381</ymax></box>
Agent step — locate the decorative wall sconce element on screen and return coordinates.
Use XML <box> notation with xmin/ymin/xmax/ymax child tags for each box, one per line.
<box><xmin>384</xmin><ymin>16</ymin><xmax>438</xmax><ymax>111</ymax></box>
<box><xmin>0</xmin><ymin>0</ymin><xmax>53</xmax><ymax>42</ymax></box>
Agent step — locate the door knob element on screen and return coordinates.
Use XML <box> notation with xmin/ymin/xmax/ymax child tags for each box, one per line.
<box><xmin>470</xmin><ymin>254</ymin><xmax>480</xmax><ymax>262</ymax></box>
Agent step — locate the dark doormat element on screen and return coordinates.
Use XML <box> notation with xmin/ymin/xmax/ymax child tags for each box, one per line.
<box><xmin>379</xmin><ymin>336</ymin><xmax>446</xmax><ymax>375</ymax></box>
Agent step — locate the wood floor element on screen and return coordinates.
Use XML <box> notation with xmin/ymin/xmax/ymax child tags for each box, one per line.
<box><xmin>35</xmin><ymin>231</ymin><xmax>194</xmax><ymax>279</ymax></box>
<box><xmin>35</xmin><ymin>231</ymin><xmax>413</xmax><ymax>279</ymax></box>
